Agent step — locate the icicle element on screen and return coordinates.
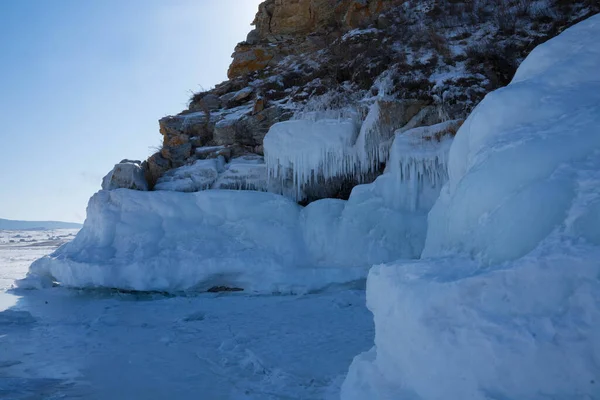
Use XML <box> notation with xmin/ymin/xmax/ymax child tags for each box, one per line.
<box><xmin>264</xmin><ymin>118</ymin><xmax>359</xmax><ymax>202</ymax></box>
<box><xmin>386</xmin><ymin>120</ymin><xmax>461</xmax><ymax>211</ymax></box>
<box><xmin>264</xmin><ymin>104</ymin><xmax>461</xmax><ymax>206</ymax></box>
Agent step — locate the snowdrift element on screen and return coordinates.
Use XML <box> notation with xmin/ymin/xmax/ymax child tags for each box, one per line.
<box><xmin>342</xmin><ymin>15</ymin><xmax>600</xmax><ymax>400</ymax></box>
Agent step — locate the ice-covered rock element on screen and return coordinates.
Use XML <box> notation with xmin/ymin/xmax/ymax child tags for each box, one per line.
<box><xmin>212</xmin><ymin>155</ymin><xmax>268</xmax><ymax>191</ymax></box>
<box><xmin>342</xmin><ymin>15</ymin><xmax>600</xmax><ymax>400</ymax></box>
<box><xmin>101</xmin><ymin>160</ymin><xmax>148</xmax><ymax>191</ymax></box>
<box><xmin>154</xmin><ymin>158</ymin><xmax>223</xmax><ymax>192</ymax></box>
<box><xmin>195</xmin><ymin>145</ymin><xmax>229</xmax><ymax>159</ymax></box>
<box><xmin>264</xmin><ymin>118</ymin><xmax>359</xmax><ymax>200</ymax></box>
<box><xmin>20</xmin><ymin>117</ymin><xmax>457</xmax><ymax>292</ymax></box>
<box><xmin>264</xmin><ymin>101</ymin><xmax>456</xmax><ymax>203</ymax></box>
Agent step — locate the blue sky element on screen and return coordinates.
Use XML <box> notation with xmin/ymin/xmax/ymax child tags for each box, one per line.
<box><xmin>0</xmin><ymin>0</ymin><xmax>262</xmax><ymax>222</ymax></box>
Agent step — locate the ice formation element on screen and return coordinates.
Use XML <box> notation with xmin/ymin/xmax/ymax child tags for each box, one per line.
<box><xmin>264</xmin><ymin>118</ymin><xmax>359</xmax><ymax>200</ymax></box>
<box><xmin>19</xmin><ymin>189</ymin><xmax>373</xmax><ymax>293</ymax></box>
<box><xmin>302</xmin><ymin>121</ymin><xmax>458</xmax><ymax>267</ymax></box>
<box><xmin>385</xmin><ymin>120</ymin><xmax>460</xmax><ymax>211</ymax></box>
<box><xmin>264</xmin><ymin>98</ymin><xmax>458</xmax><ymax>203</ymax></box>
<box><xmin>21</xmin><ymin>111</ymin><xmax>457</xmax><ymax>292</ymax></box>
<box><xmin>342</xmin><ymin>15</ymin><xmax>600</xmax><ymax>400</ymax></box>
<box><xmin>353</xmin><ymin>99</ymin><xmax>433</xmax><ymax>176</ymax></box>
<box><xmin>353</xmin><ymin>101</ymin><xmax>390</xmax><ymax>174</ymax></box>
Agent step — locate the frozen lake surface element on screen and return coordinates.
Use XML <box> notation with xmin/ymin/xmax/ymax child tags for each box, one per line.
<box><xmin>0</xmin><ymin>229</ymin><xmax>373</xmax><ymax>399</ymax></box>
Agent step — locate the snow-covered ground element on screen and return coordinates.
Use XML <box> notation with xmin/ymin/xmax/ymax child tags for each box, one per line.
<box><xmin>0</xmin><ymin>231</ymin><xmax>373</xmax><ymax>400</ymax></box>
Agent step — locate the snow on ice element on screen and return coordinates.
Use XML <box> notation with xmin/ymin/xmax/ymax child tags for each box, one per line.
<box><xmin>342</xmin><ymin>15</ymin><xmax>600</xmax><ymax>400</ymax></box>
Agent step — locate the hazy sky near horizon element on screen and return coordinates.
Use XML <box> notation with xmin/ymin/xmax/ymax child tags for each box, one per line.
<box><xmin>0</xmin><ymin>0</ymin><xmax>262</xmax><ymax>222</ymax></box>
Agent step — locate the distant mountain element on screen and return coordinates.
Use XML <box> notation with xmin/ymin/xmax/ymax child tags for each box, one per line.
<box><xmin>0</xmin><ymin>218</ymin><xmax>82</xmax><ymax>231</ymax></box>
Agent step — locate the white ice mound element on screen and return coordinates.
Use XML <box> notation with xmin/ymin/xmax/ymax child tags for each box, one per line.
<box><xmin>423</xmin><ymin>15</ymin><xmax>600</xmax><ymax>265</ymax></box>
<box><xmin>24</xmin><ymin>190</ymin><xmax>302</xmax><ymax>292</ymax></box>
<box><xmin>20</xmin><ymin>190</ymin><xmax>367</xmax><ymax>293</ymax></box>
<box><xmin>264</xmin><ymin>118</ymin><xmax>359</xmax><ymax>200</ymax></box>
<box><xmin>154</xmin><ymin>158</ymin><xmax>222</xmax><ymax>192</ymax></box>
<box><xmin>343</xmin><ymin>242</ymin><xmax>600</xmax><ymax>400</ymax></box>
<box><xmin>342</xmin><ymin>15</ymin><xmax>600</xmax><ymax>400</ymax></box>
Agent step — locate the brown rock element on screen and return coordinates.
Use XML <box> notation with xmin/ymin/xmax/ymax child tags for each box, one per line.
<box><xmin>227</xmin><ymin>44</ymin><xmax>278</xmax><ymax>79</ymax></box>
<box><xmin>341</xmin><ymin>0</ymin><xmax>387</xmax><ymax>29</ymax></box>
<box><xmin>213</xmin><ymin>105</ymin><xmax>290</xmax><ymax>147</ymax></box>
<box><xmin>159</xmin><ymin>114</ymin><xmax>214</xmax><ymax>143</ymax></box>
<box><xmin>254</xmin><ymin>0</ymin><xmax>341</xmax><ymax>38</ymax></box>
<box><xmin>161</xmin><ymin>134</ymin><xmax>192</xmax><ymax>167</ymax></box>
<box><xmin>146</xmin><ymin>152</ymin><xmax>171</xmax><ymax>189</ymax></box>
<box><xmin>229</xmin><ymin>0</ymin><xmax>395</xmax><ymax>79</ymax></box>
<box><xmin>195</xmin><ymin>145</ymin><xmax>233</xmax><ymax>161</ymax></box>
<box><xmin>269</xmin><ymin>0</ymin><xmax>314</xmax><ymax>35</ymax></box>
<box><xmin>233</xmin><ymin>87</ymin><xmax>254</xmax><ymax>102</ymax></box>
<box><xmin>253</xmin><ymin>96</ymin><xmax>266</xmax><ymax>114</ymax></box>
<box><xmin>158</xmin><ymin>114</ymin><xmax>215</xmax><ymax>166</ymax></box>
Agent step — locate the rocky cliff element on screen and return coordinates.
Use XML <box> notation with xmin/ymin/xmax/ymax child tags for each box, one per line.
<box><xmin>112</xmin><ymin>0</ymin><xmax>598</xmax><ymax>201</ymax></box>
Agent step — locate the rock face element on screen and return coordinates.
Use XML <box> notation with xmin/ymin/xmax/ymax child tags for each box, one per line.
<box><xmin>102</xmin><ymin>160</ymin><xmax>148</xmax><ymax>191</ymax></box>
<box><xmin>228</xmin><ymin>0</ymin><xmax>396</xmax><ymax>79</ymax></box>
<box><xmin>227</xmin><ymin>44</ymin><xmax>279</xmax><ymax>79</ymax></box>
<box><xmin>139</xmin><ymin>0</ymin><xmax>598</xmax><ymax>203</ymax></box>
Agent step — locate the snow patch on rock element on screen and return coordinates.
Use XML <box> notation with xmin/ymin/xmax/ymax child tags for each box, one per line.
<box><xmin>154</xmin><ymin>158</ymin><xmax>223</xmax><ymax>192</ymax></box>
<box><xmin>212</xmin><ymin>155</ymin><xmax>268</xmax><ymax>191</ymax></box>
